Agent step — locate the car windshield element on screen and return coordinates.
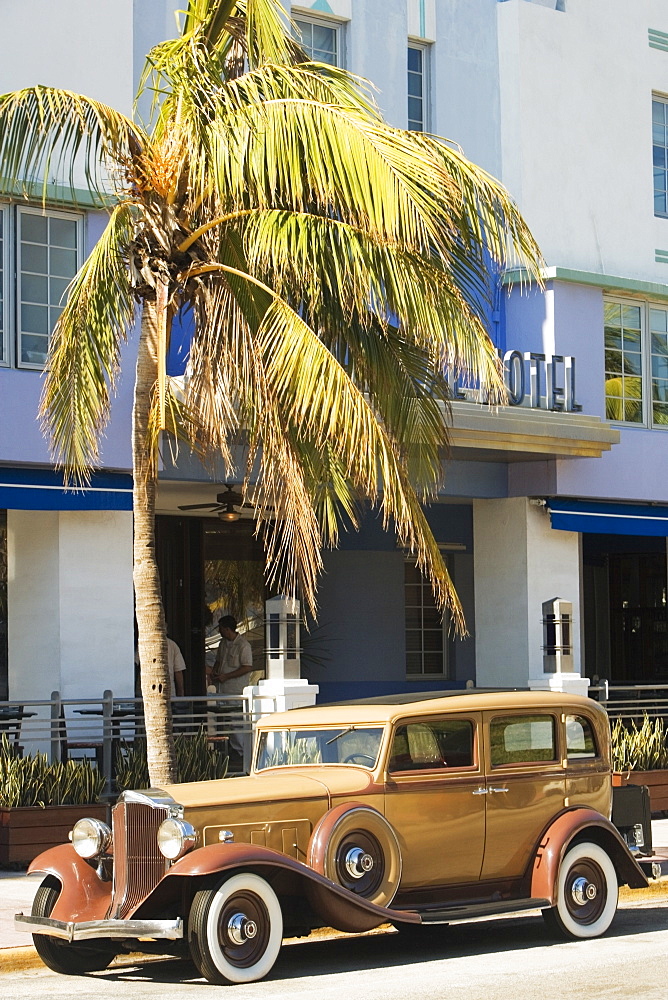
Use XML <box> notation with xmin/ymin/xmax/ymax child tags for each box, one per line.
<box><xmin>255</xmin><ymin>726</ymin><xmax>384</xmax><ymax>770</ymax></box>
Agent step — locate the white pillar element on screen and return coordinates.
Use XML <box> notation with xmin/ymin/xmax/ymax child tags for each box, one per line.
<box><xmin>473</xmin><ymin>497</ymin><xmax>588</xmax><ymax>695</ymax></box>
<box><xmin>7</xmin><ymin>509</ymin><xmax>135</xmax><ymax>701</ymax></box>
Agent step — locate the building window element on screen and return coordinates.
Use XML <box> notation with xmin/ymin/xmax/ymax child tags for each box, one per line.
<box><xmin>0</xmin><ymin>204</ymin><xmax>82</xmax><ymax>370</ymax></box>
<box><xmin>405</xmin><ymin>560</ymin><xmax>449</xmax><ymax>677</ymax></box>
<box><xmin>408</xmin><ymin>44</ymin><xmax>428</xmax><ymax>132</ymax></box>
<box><xmin>293</xmin><ymin>16</ymin><xmax>341</xmax><ymax>67</ymax></box>
<box><xmin>0</xmin><ymin>510</ymin><xmax>6</xmax><ymax>701</ymax></box>
<box><xmin>653</xmin><ymin>96</ymin><xmax>668</xmax><ymax>217</ymax></box>
<box><xmin>0</xmin><ymin>205</ymin><xmax>7</xmax><ymax>366</ymax></box>
<box><xmin>604</xmin><ymin>298</ymin><xmax>668</xmax><ymax>427</ymax></box>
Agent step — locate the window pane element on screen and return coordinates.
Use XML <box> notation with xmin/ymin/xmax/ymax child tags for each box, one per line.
<box><xmin>566</xmin><ymin>715</ymin><xmax>598</xmax><ymax>759</ymax></box>
<box><xmin>408</xmin><ymin>47</ymin><xmax>422</xmax><ymax>73</ymax></box>
<box><xmin>652</xmin><ymin>377</ymin><xmax>668</xmax><ymax>401</ymax></box>
<box><xmin>655</xmin><ymin>192</ymin><xmax>667</xmax><ymax>215</ymax></box>
<box><xmin>653</xmin><ymin>402</ymin><xmax>668</xmax><ymax>424</ymax></box>
<box><xmin>622</xmin><ymin>306</ymin><xmax>641</xmax><ymax>329</ymax></box>
<box><xmin>50</xmin><ymin>276</ymin><xmax>70</xmax><ymax>305</ymax></box>
<box><xmin>50</xmin><ymin>247</ymin><xmax>77</xmax><ymax>277</ymax></box>
<box><xmin>21</xmin><ymin>213</ymin><xmax>48</xmax><ymax>243</ymax></box>
<box><xmin>389</xmin><ymin>719</ymin><xmax>474</xmax><ymax>772</ymax></box>
<box><xmin>408</xmin><ymin>96</ymin><xmax>423</xmax><ymax>122</ymax></box>
<box><xmin>21</xmin><ymin>242</ymin><xmax>48</xmax><ymax>273</ymax></box>
<box><xmin>21</xmin><ymin>273</ymin><xmax>48</xmax><ymax>304</ymax></box>
<box><xmin>407</xmin><ymin>73</ymin><xmax>423</xmax><ymax>97</ymax></box>
<box><xmin>490</xmin><ymin>714</ymin><xmax>556</xmax><ymax>766</ymax></box>
<box><xmin>49</xmin><ymin>217</ymin><xmax>77</xmax><ymax>248</ymax></box>
<box><xmin>21</xmin><ymin>303</ymin><xmax>48</xmax><ymax>334</ymax></box>
<box><xmin>650</xmin><ymin>309</ymin><xmax>668</xmax><ymax>333</ymax></box>
<box><xmin>20</xmin><ymin>333</ymin><xmax>48</xmax><ymax>364</ymax></box>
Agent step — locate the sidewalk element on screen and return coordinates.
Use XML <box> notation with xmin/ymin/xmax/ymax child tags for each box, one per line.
<box><xmin>1</xmin><ymin>819</ymin><xmax>667</xmax><ymax>974</ymax></box>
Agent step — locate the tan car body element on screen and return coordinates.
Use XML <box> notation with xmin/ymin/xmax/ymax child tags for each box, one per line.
<box><xmin>18</xmin><ymin>689</ymin><xmax>648</xmax><ymax>982</ymax></box>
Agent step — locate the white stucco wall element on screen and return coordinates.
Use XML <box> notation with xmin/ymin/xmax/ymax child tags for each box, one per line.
<box><xmin>473</xmin><ymin>497</ymin><xmax>581</xmax><ymax>687</ymax></box>
<box><xmin>7</xmin><ymin>509</ymin><xmax>134</xmax><ymax>701</ymax></box>
<box><xmin>497</xmin><ymin>0</ymin><xmax>668</xmax><ymax>282</ymax></box>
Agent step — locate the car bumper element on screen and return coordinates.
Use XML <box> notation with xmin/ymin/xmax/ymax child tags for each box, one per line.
<box><xmin>14</xmin><ymin>913</ymin><xmax>184</xmax><ymax>942</ymax></box>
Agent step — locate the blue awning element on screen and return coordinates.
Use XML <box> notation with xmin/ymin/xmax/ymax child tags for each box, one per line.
<box><xmin>547</xmin><ymin>498</ymin><xmax>668</xmax><ymax>536</ymax></box>
<box><xmin>0</xmin><ymin>468</ymin><xmax>133</xmax><ymax>511</ymax></box>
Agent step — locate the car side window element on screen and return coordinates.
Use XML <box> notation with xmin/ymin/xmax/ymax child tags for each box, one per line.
<box><xmin>490</xmin><ymin>714</ymin><xmax>556</xmax><ymax>766</ymax></box>
<box><xmin>389</xmin><ymin>718</ymin><xmax>474</xmax><ymax>772</ymax></box>
<box><xmin>565</xmin><ymin>714</ymin><xmax>599</xmax><ymax>760</ymax></box>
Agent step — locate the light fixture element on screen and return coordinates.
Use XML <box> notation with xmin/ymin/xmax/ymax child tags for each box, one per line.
<box><xmin>218</xmin><ymin>508</ymin><xmax>240</xmax><ymax>522</ymax></box>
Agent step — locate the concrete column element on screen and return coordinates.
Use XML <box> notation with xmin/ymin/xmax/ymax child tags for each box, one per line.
<box><xmin>473</xmin><ymin>497</ymin><xmax>586</xmax><ymax>692</ymax></box>
<box><xmin>7</xmin><ymin>509</ymin><xmax>134</xmax><ymax>701</ymax></box>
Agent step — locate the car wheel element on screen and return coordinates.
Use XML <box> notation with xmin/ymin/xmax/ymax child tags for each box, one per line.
<box><xmin>31</xmin><ymin>876</ymin><xmax>117</xmax><ymax>975</ymax></box>
<box><xmin>308</xmin><ymin>804</ymin><xmax>402</xmax><ymax>907</ymax></box>
<box><xmin>542</xmin><ymin>841</ymin><xmax>618</xmax><ymax>939</ymax></box>
<box><xmin>188</xmin><ymin>872</ymin><xmax>283</xmax><ymax>984</ymax></box>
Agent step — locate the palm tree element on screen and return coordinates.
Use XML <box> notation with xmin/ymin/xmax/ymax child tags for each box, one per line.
<box><xmin>0</xmin><ymin>0</ymin><xmax>542</xmax><ymax>784</ymax></box>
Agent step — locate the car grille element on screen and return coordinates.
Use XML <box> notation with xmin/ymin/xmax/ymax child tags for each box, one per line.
<box><xmin>109</xmin><ymin>797</ymin><xmax>170</xmax><ymax>919</ymax></box>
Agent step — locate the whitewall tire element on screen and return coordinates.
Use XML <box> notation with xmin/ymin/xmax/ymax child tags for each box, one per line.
<box><xmin>188</xmin><ymin>872</ymin><xmax>283</xmax><ymax>984</ymax></box>
<box><xmin>542</xmin><ymin>841</ymin><xmax>618</xmax><ymax>939</ymax></box>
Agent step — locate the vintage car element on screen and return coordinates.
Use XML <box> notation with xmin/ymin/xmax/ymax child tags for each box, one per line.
<box><xmin>16</xmin><ymin>690</ymin><xmax>649</xmax><ymax>984</ymax></box>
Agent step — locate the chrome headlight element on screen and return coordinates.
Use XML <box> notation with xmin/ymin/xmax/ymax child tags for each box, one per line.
<box><xmin>157</xmin><ymin>817</ymin><xmax>197</xmax><ymax>860</ymax></box>
<box><xmin>70</xmin><ymin>817</ymin><xmax>112</xmax><ymax>859</ymax></box>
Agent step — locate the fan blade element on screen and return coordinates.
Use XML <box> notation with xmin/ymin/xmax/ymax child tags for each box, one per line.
<box><xmin>178</xmin><ymin>502</ymin><xmax>220</xmax><ymax>510</ymax></box>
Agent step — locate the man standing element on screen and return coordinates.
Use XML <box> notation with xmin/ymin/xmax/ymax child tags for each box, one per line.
<box><xmin>208</xmin><ymin>615</ymin><xmax>253</xmax><ymax>764</ymax></box>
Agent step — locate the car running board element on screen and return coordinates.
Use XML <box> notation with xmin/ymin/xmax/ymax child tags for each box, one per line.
<box><xmin>418</xmin><ymin>897</ymin><xmax>552</xmax><ymax>924</ymax></box>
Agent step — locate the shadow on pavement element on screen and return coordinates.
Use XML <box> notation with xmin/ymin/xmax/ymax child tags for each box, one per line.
<box><xmin>91</xmin><ymin>905</ymin><xmax>668</xmax><ymax>987</ymax></box>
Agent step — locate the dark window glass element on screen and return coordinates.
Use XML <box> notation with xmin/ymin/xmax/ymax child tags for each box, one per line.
<box><xmin>389</xmin><ymin>718</ymin><xmax>474</xmax><ymax>772</ymax></box>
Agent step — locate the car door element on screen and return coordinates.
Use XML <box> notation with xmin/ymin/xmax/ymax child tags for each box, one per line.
<box><xmin>383</xmin><ymin>713</ymin><xmax>486</xmax><ymax>888</ymax></box>
<box><xmin>480</xmin><ymin>710</ymin><xmax>567</xmax><ymax>882</ymax></box>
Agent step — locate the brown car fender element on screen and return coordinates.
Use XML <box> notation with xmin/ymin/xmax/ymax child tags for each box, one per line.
<box><xmin>26</xmin><ymin>844</ymin><xmax>112</xmax><ymax>923</ymax></box>
<box><xmin>530</xmin><ymin>808</ymin><xmax>648</xmax><ymax>903</ymax></box>
<box><xmin>133</xmin><ymin>841</ymin><xmax>420</xmax><ymax>934</ymax></box>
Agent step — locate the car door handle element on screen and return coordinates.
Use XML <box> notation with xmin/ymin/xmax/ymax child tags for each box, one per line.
<box><xmin>489</xmin><ymin>787</ymin><xmax>509</xmax><ymax>794</ymax></box>
<box><xmin>472</xmin><ymin>787</ymin><xmax>488</xmax><ymax>795</ymax></box>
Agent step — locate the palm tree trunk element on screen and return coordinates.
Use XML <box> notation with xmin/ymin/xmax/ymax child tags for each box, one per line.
<box><xmin>133</xmin><ymin>295</ymin><xmax>177</xmax><ymax>785</ymax></box>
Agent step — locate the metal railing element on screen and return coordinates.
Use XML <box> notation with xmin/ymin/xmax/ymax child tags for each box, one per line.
<box><xmin>589</xmin><ymin>681</ymin><xmax>668</xmax><ymax>720</ymax></box>
<box><xmin>0</xmin><ymin>689</ymin><xmax>277</xmax><ymax>796</ymax></box>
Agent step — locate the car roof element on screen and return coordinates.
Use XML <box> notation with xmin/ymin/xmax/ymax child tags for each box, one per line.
<box><xmin>256</xmin><ymin>688</ymin><xmax>603</xmax><ymax>729</ymax></box>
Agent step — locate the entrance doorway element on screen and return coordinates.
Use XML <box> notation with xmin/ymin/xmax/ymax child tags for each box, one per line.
<box><xmin>155</xmin><ymin>516</ymin><xmax>266</xmax><ymax>694</ymax></box>
<box><xmin>583</xmin><ymin>533</ymin><xmax>668</xmax><ymax>683</ymax></box>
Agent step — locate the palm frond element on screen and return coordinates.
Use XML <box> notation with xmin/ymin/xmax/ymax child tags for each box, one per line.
<box><xmin>40</xmin><ymin>202</ymin><xmax>137</xmax><ymax>483</ymax></box>
<box><xmin>0</xmin><ymin>87</ymin><xmax>145</xmax><ymax>204</ymax></box>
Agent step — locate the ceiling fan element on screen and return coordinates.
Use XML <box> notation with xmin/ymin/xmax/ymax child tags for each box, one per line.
<box><xmin>178</xmin><ymin>483</ymin><xmax>254</xmax><ymax>522</ymax></box>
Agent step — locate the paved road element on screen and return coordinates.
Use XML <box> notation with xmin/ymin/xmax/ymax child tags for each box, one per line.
<box><xmin>3</xmin><ymin>898</ymin><xmax>668</xmax><ymax>1000</ymax></box>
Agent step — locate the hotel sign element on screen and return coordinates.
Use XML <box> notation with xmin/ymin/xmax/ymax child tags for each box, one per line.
<box><xmin>452</xmin><ymin>351</ymin><xmax>582</xmax><ymax>412</ymax></box>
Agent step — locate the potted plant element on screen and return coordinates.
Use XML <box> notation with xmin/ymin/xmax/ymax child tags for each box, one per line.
<box><xmin>611</xmin><ymin>715</ymin><xmax>668</xmax><ymax>813</ymax></box>
<box><xmin>0</xmin><ymin>734</ymin><xmax>107</xmax><ymax>865</ymax></box>
<box><xmin>114</xmin><ymin>729</ymin><xmax>228</xmax><ymax>791</ymax></box>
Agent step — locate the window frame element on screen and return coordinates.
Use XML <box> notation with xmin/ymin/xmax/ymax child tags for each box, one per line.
<box><xmin>407</xmin><ymin>40</ymin><xmax>430</xmax><ymax>133</ymax></box>
<box><xmin>604</xmin><ymin>294</ymin><xmax>668</xmax><ymax>430</ymax></box>
<box><xmin>404</xmin><ymin>554</ymin><xmax>452</xmax><ymax>680</ymax></box>
<box><xmin>292</xmin><ymin>13</ymin><xmax>344</xmax><ymax>68</ymax></box>
<box><xmin>0</xmin><ymin>203</ymin><xmax>9</xmax><ymax>367</ymax></box>
<box><xmin>489</xmin><ymin>713</ymin><xmax>558</xmax><ymax>769</ymax></box>
<box><xmin>16</xmin><ymin>205</ymin><xmax>84</xmax><ymax>371</ymax></box>
<box><xmin>653</xmin><ymin>94</ymin><xmax>668</xmax><ymax>219</ymax></box>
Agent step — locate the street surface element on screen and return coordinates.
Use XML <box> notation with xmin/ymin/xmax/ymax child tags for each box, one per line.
<box><xmin>2</xmin><ymin>897</ymin><xmax>667</xmax><ymax>1000</ymax></box>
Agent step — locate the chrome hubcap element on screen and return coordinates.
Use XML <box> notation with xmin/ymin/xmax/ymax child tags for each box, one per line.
<box><xmin>227</xmin><ymin>912</ymin><xmax>258</xmax><ymax>945</ymax></box>
<box><xmin>344</xmin><ymin>847</ymin><xmax>374</xmax><ymax>879</ymax></box>
<box><xmin>571</xmin><ymin>876</ymin><xmax>598</xmax><ymax>906</ymax></box>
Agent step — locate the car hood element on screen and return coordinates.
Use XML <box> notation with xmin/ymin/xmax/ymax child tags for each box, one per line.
<box><xmin>163</xmin><ymin>765</ymin><xmax>376</xmax><ymax>810</ymax></box>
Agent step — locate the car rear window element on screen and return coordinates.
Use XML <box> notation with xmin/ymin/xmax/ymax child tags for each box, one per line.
<box><xmin>490</xmin><ymin>714</ymin><xmax>556</xmax><ymax>766</ymax></box>
<box><xmin>565</xmin><ymin>714</ymin><xmax>599</xmax><ymax>760</ymax></box>
<box><xmin>389</xmin><ymin>718</ymin><xmax>474</xmax><ymax>772</ymax></box>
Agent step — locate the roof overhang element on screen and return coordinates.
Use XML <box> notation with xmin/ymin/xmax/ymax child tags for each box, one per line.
<box><xmin>448</xmin><ymin>402</ymin><xmax>620</xmax><ymax>462</ymax></box>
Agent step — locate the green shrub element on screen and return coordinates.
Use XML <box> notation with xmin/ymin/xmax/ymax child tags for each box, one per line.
<box><xmin>0</xmin><ymin>733</ymin><xmax>105</xmax><ymax>807</ymax></box>
<box><xmin>611</xmin><ymin>715</ymin><xmax>668</xmax><ymax>772</ymax></box>
<box><xmin>115</xmin><ymin>728</ymin><xmax>228</xmax><ymax>791</ymax></box>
